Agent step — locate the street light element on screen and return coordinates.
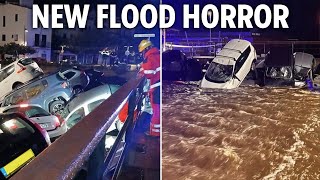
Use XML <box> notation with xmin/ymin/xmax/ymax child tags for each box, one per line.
<box><xmin>163</xmin><ymin>17</ymin><xmax>169</xmax><ymax>52</ymax></box>
<box><xmin>207</xmin><ymin>11</ymin><xmax>212</xmax><ymax>44</ymax></box>
<box><xmin>24</xmin><ymin>26</ymin><xmax>28</xmax><ymax>46</ymax></box>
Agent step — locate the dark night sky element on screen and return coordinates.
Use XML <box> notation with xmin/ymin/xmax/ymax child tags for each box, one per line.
<box><xmin>162</xmin><ymin>0</ymin><xmax>320</xmax><ymax>40</ymax></box>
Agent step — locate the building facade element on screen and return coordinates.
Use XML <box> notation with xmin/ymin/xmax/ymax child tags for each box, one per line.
<box><xmin>0</xmin><ymin>1</ymin><xmax>52</xmax><ymax>61</ymax></box>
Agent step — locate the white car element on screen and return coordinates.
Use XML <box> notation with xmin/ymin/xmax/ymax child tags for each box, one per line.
<box><xmin>0</xmin><ymin>104</ymin><xmax>67</xmax><ymax>139</ymax></box>
<box><xmin>0</xmin><ymin>58</ymin><xmax>43</xmax><ymax>99</ymax></box>
<box><xmin>200</xmin><ymin>39</ymin><xmax>257</xmax><ymax>89</ymax></box>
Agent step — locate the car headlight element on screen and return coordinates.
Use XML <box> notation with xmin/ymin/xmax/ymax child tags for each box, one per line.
<box><xmin>270</xmin><ymin>68</ymin><xmax>278</xmax><ymax>78</ymax></box>
<box><xmin>281</xmin><ymin>67</ymin><xmax>292</xmax><ymax>79</ymax></box>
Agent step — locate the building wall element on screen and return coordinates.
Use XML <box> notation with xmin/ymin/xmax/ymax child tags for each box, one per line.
<box><xmin>0</xmin><ymin>3</ymin><xmax>28</xmax><ymax>46</ymax></box>
<box><xmin>0</xmin><ymin>3</ymin><xmax>52</xmax><ymax>61</ymax></box>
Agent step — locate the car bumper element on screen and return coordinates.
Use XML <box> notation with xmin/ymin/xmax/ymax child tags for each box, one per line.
<box><xmin>47</xmin><ymin>122</ymin><xmax>67</xmax><ymax>139</ymax></box>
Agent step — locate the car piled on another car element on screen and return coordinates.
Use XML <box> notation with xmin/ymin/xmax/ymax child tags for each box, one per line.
<box><xmin>0</xmin><ymin>113</ymin><xmax>50</xmax><ymax>179</ymax></box>
<box><xmin>0</xmin><ymin>104</ymin><xmax>67</xmax><ymax>140</ymax></box>
<box><xmin>61</xmin><ymin>84</ymin><xmax>120</xmax><ymax>149</ymax></box>
<box><xmin>1</xmin><ymin>72</ymin><xmax>74</xmax><ymax>115</ymax></box>
<box><xmin>0</xmin><ymin>58</ymin><xmax>43</xmax><ymax>100</ymax></box>
<box><xmin>200</xmin><ymin>39</ymin><xmax>257</xmax><ymax>89</ymax></box>
<box><xmin>60</xmin><ymin>68</ymin><xmax>90</xmax><ymax>94</ymax></box>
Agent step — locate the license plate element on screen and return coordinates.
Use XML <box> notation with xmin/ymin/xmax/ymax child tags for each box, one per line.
<box><xmin>40</xmin><ymin>123</ymin><xmax>49</xmax><ymax>129</ymax></box>
<box><xmin>0</xmin><ymin>149</ymin><xmax>35</xmax><ymax>178</ymax></box>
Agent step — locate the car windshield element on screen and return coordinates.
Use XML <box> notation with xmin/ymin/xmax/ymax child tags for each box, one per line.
<box><xmin>18</xmin><ymin>58</ymin><xmax>34</xmax><ymax>66</ymax></box>
<box><xmin>4</xmin><ymin>106</ymin><xmax>50</xmax><ymax>118</ymax></box>
<box><xmin>205</xmin><ymin>61</ymin><xmax>234</xmax><ymax>83</ymax></box>
<box><xmin>294</xmin><ymin>66</ymin><xmax>311</xmax><ymax>81</ymax></box>
<box><xmin>56</xmin><ymin>72</ymin><xmax>67</xmax><ymax>81</ymax></box>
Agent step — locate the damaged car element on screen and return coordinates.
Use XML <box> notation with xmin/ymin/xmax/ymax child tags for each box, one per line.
<box><xmin>255</xmin><ymin>49</ymin><xmax>317</xmax><ymax>87</ymax></box>
<box><xmin>293</xmin><ymin>52</ymin><xmax>316</xmax><ymax>87</ymax></box>
<box><xmin>200</xmin><ymin>39</ymin><xmax>257</xmax><ymax>89</ymax></box>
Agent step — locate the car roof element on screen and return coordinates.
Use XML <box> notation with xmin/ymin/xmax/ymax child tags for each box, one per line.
<box><xmin>217</xmin><ymin>39</ymin><xmax>252</xmax><ymax>60</ymax></box>
<box><xmin>66</xmin><ymin>84</ymin><xmax>117</xmax><ymax>111</ymax></box>
<box><xmin>223</xmin><ymin>39</ymin><xmax>251</xmax><ymax>53</ymax></box>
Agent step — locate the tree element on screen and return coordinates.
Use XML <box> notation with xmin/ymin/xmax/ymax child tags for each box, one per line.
<box><xmin>1</xmin><ymin>43</ymin><xmax>36</xmax><ymax>55</ymax></box>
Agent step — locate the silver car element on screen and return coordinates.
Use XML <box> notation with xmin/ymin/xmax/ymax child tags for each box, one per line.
<box><xmin>1</xmin><ymin>72</ymin><xmax>74</xmax><ymax>114</ymax></box>
<box><xmin>61</xmin><ymin>84</ymin><xmax>120</xmax><ymax>148</ymax></box>
<box><xmin>60</xmin><ymin>68</ymin><xmax>90</xmax><ymax>94</ymax></box>
<box><xmin>0</xmin><ymin>104</ymin><xmax>67</xmax><ymax>139</ymax></box>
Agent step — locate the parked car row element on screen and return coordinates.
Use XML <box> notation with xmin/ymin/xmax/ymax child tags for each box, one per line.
<box><xmin>0</xmin><ymin>58</ymin><xmax>124</xmax><ymax>178</ymax></box>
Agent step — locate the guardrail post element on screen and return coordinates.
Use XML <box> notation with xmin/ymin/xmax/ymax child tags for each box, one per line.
<box><xmin>86</xmin><ymin>135</ymin><xmax>106</xmax><ymax>180</ymax></box>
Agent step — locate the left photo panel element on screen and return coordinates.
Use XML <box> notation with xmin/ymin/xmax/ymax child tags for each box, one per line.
<box><xmin>0</xmin><ymin>0</ymin><xmax>160</xmax><ymax>179</ymax></box>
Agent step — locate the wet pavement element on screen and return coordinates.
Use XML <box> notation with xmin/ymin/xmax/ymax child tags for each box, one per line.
<box><xmin>162</xmin><ymin>81</ymin><xmax>320</xmax><ymax>180</ymax></box>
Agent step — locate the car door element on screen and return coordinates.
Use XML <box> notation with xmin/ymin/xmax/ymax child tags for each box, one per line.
<box><xmin>66</xmin><ymin>107</ymin><xmax>85</xmax><ymax>129</ymax></box>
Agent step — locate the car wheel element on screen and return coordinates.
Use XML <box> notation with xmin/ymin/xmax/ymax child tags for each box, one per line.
<box><xmin>12</xmin><ymin>82</ymin><xmax>24</xmax><ymax>89</ymax></box>
<box><xmin>73</xmin><ymin>86</ymin><xmax>83</xmax><ymax>94</ymax></box>
<box><xmin>50</xmin><ymin>100</ymin><xmax>66</xmax><ymax>115</ymax></box>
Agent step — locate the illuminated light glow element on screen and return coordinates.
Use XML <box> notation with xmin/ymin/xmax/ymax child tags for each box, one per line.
<box><xmin>19</xmin><ymin>104</ymin><xmax>29</xmax><ymax>108</ymax></box>
<box><xmin>3</xmin><ymin>120</ymin><xmax>17</xmax><ymax>129</ymax></box>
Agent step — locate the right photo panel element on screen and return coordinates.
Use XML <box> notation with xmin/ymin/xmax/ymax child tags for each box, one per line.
<box><xmin>162</xmin><ymin>1</ymin><xmax>320</xmax><ymax>179</ymax></box>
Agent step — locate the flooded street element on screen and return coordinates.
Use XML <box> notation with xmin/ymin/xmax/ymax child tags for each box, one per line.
<box><xmin>162</xmin><ymin>82</ymin><xmax>320</xmax><ymax>180</ymax></box>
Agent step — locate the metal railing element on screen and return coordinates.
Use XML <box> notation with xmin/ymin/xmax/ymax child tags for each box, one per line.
<box><xmin>165</xmin><ymin>40</ymin><xmax>320</xmax><ymax>58</ymax></box>
<box><xmin>12</xmin><ymin>76</ymin><xmax>147</xmax><ymax>180</ymax></box>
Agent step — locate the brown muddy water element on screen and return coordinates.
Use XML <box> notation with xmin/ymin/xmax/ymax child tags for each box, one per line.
<box><xmin>162</xmin><ymin>82</ymin><xmax>320</xmax><ymax>180</ymax></box>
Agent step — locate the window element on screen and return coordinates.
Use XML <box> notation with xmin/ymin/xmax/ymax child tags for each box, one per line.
<box><xmin>88</xmin><ymin>99</ymin><xmax>105</xmax><ymax>113</ymax></box>
<box><xmin>2</xmin><ymin>16</ymin><xmax>5</xmax><ymax>27</ymax></box>
<box><xmin>41</xmin><ymin>35</ymin><xmax>46</xmax><ymax>47</ymax></box>
<box><xmin>0</xmin><ymin>116</ymin><xmax>36</xmax><ymax>159</ymax></box>
<box><xmin>15</xmin><ymin>14</ymin><xmax>18</xmax><ymax>22</ymax></box>
<box><xmin>64</xmin><ymin>71</ymin><xmax>76</xmax><ymax>79</ymax></box>
<box><xmin>4</xmin><ymin>90</ymin><xmax>26</xmax><ymax>106</ymax></box>
<box><xmin>0</xmin><ymin>65</ymin><xmax>15</xmax><ymax>82</ymax></box>
<box><xmin>13</xmin><ymin>34</ymin><xmax>18</xmax><ymax>41</ymax></box>
<box><xmin>66</xmin><ymin>108</ymin><xmax>85</xmax><ymax>128</ymax></box>
<box><xmin>34</xmin><ymin>34</ymin><xmax>40</xmax><ymax>46</ymax></box>
<box><xmin>2</xmin><ymin>34</ymin><xmax>5</xmax><ymax>41</ymax></box>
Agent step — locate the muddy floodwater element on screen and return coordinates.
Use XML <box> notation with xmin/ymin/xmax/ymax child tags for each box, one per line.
<box><xmin>162</xmin><ymin>82</ymin><xmax>320</xmax><ymax>180</ymax></box>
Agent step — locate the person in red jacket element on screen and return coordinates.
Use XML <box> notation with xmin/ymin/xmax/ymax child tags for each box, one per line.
<box><xmin>138</xmin><ymin>39</ymin><xmax>160</xmax><ymax>137</ymax></box>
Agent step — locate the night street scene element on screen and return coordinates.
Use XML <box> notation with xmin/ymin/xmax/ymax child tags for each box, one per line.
<box><xmin>0</xmin><ymin>0</ymin><xmax>160</xmax><ymax>180</ymax></box>
<box><xmin>162</xmin><ymin>0</ymin><xmax>320</xmax><ymax>180</ymax></box>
